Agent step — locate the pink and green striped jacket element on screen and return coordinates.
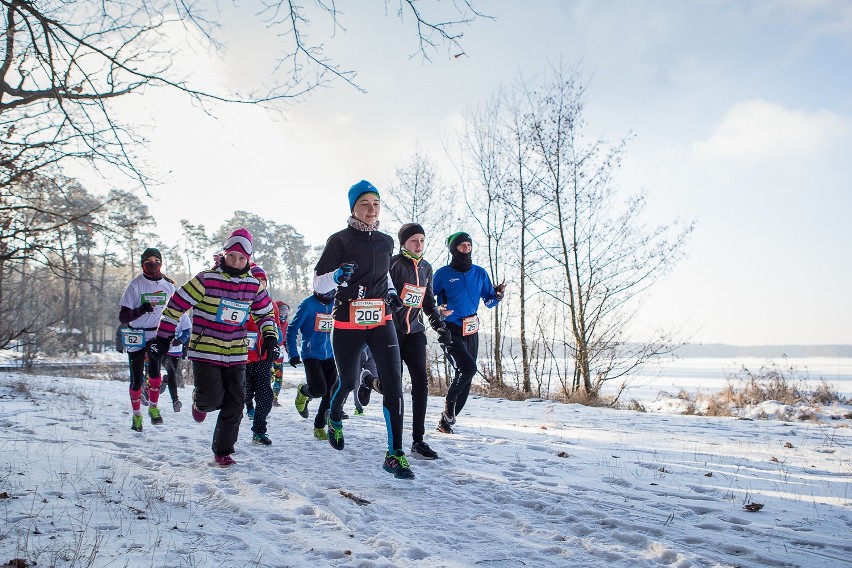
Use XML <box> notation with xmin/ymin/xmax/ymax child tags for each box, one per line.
<box><xmin>157</xmin><ymin>268</ymin><xmax>277</xmax><ymax>367</ymax></box>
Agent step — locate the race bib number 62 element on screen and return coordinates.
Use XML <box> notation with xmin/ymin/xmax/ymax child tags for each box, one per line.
<box><xmin>121</xmin><ymin>329</ymin><xmax>146</xmax><ymax>348</ymax></box>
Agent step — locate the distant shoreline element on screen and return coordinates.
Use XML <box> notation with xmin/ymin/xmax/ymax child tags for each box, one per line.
<box><xmin>673</xmin><ymin>344</ymin><xmax>852</xmax><ymax>358</ymax></box>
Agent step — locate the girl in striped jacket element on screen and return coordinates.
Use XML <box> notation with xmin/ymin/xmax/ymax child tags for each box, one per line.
<box><xmin>150</xmin><ymin>228</ymin><xmax>279</xmax><ymax>467</ymax></box>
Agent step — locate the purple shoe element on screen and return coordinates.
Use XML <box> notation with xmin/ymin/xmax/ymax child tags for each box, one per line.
<box><xmin>214</xmin><ymin>454</ymin><xmax>236</xmax><ymax>467</ymax></box>
<box><xmin>192</xmin><ymin>403</ymin><xmax>207</xmax><ymax>423</ymax></box>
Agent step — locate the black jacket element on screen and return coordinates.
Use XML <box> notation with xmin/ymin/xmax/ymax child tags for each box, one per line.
<box><xmin>315</xmin><ymin>226</ymin><xmax>395</xmax><ymax>322</ymax></box>
<box><xmin>388</xmin><ymin>253</ymin><xmax>443</xmax><ymax>335</ymax></box>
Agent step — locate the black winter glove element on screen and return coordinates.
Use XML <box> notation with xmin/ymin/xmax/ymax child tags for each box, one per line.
<box><xmin>386</xmin><ymin>291</ymin><xmax>404</xmax><ymax>312</ymax></box>
<box><xmin>259</xmin><ymin>335</ymin><xmax>280</xmax><ymax>361</ymax></box>
<box><xmin>494</xmin><ymin>282</ymin><xmax>506</xmax><ymax>299</ymax></box>
<box><xmin>139</xmin><ymin>301</ymin><xmax>154</xmax><ymax>314</ymax></box>
<box><xmin>436</xmin><ymin>326</ymin><xmax>453</xmax><ymax>347</ymax></box>
<box><xmin>289</xmin><ymin>355</ymin><xmax>302</xmax><ymax>368</ymax></box>
<box><xmin>147</xmin><ymin>336</ymin><xmax>171</xmax><ymax>361</ymax></box>
<box><xmin>333</xmin><ymin>262</ymin><xmax>357</xmax><ymax>284</ymax></box>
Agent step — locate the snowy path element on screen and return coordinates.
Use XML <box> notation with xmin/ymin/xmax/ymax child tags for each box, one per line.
<box><xmin>1</xmin><ymin>372</ymin><xmax>850</xmax><ymax>567</ymax></box>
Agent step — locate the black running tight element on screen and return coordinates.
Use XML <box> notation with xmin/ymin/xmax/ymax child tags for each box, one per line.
<box><xmin>330</xmin><ymin>324</ymin><xmax>403</xmax><ymax>452</ymax></box>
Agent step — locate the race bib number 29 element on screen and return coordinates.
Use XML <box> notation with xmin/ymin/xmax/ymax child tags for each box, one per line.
<box><xmin>349</xmin><ymin>299</ymin><xmax>385</xmax><ymax>327</ymax></box>
<box><xmin>462</xmin><ymin>315</ymin><xmax>480</xmax><ymax>336</ymax></box>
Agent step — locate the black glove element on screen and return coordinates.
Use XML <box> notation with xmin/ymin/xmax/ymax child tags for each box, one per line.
<box><xmin>289</xmin><ymin>355</ymin><xmax>302</xmax><ymax>367</ymax></box>
<box><xmin>171</xmin><ymin>338</ymin><xmax>182</xmax><ymax>346</ymax></box>
<box><xmin>494</xmin><ymin>282</ymin><xmax>506</xmax><ymax>299</ymax></box>
<box><xmin>333</xmin><ymin>262</ymin><xmax>357</xmax><ymax>284</ymax></box>
<box><xmin>386</xmin><ymin>291</ymin><xmax>404</xmax><ymax>312</ymax></box>
<box><xmin>436</xmin><ymin>326</ymin><xmax>452</xmax><ymax>347</ymax></box>
<box><xmin>147</xmin><ymin>336</ymin><xmax>171</xmax><ymax>361</ymax></box>
<box><xmin>139</xmin><ymin>301</ymin><xmax>154</xmax><ymax>314</ymax></box>
<box><xmin>259</xmin><ymin>335</ymin><xmax>280</xmax><ymax>361</ymax></box>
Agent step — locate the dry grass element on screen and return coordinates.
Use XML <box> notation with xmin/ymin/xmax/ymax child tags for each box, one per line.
<box><xmin>652</xmin><ymin>362</ymin><xmax>847</xmax><ymax>418</ymax></box>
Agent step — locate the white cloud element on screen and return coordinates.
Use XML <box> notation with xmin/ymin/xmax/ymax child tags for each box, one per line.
<box><xmin>691</xmin><ymin>99</ymin><xmax>851</xmax><ymax>163</ymax></box>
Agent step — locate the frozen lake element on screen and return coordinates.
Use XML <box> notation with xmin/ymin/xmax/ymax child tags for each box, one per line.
<box><xmin>599</xmin><ymin>356</ymin><xmax>852</xmax><ymax>402</ymax></box>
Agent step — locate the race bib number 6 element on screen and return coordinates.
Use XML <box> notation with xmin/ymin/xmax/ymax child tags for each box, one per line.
<box><xmin>462</xmin><ymin>315</ymin><xmax>480</xmax><ymax>336</ymax></box>
<box><xmin>400</xmin><ymin>283</ymin><xmax>426</xmax><ymax>308</ymax></box>
<box><xmin>315</xmin><ymin>313</ymin><xmax>334</xmax><ymax>333</ymax></box>
<box><xmin>349</xmin><ymin>299</ymin><xmax>386</xmax><ymax>327</ymax></box>
<box><xmin>216</xmin><ymin>298</ymin><xmax>251</xmax><ymax>326</ymax></box>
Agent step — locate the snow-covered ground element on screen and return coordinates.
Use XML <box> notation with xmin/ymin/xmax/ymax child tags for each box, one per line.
<box><xmin>1</xmin><ymin>359</ymin><xmax>851</xmax><ymax>567</ymax></box>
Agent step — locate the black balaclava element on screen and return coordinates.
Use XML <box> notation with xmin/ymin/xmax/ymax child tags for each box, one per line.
<box><xmin>140</xmin><ymin>247</ymin><xmax>162</xmax><ymax>280</ymax></box>
<box><xmin>314</xmin><ymin>290</ymin><xmax>335</xmax><ymax>305</ymax></box>
<box><xmin>447</xmin><ymin>232</ymin><xmax>473</xmax><ymax>272</ymax></box>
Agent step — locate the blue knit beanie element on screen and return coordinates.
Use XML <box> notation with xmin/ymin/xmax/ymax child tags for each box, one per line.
<box><xmin>348</xmin><ymin>180</ymin><xmax>380</xmax><ymax>211</ymax></box>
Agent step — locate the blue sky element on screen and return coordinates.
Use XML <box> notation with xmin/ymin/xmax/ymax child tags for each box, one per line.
<box><xmin>88</xmin><ymin>1</ymin><xmax>852</xmax><ymax>345</ymax></box>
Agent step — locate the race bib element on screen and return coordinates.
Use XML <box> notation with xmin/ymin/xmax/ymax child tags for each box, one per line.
<box><xmin>462</xmin><ymin>315</ymin><xmax>480</xmax><ymax>336</ymax></box>
<box><xmin>400</xmin><ymin>283</ymin><xmax>426</xmax><ymax>308</ymax></box>
<box><xmin>245</xmin><ymin>331</ymin><xmax>258</xmax><ymax>350</ymax></box>
<box><xmin>216</xmin><ymin>298</ymin><xmax>250</xmax><ymax>326</ymax></box>
<box><xmin>315</xmin><ymin>313</ymin><xmax>334</xmax><ymax>333</ymax></box>
<box><xmin>121</xmin><ymin>329</ymin><xmax>146</xmax><ymax>348</ymax></box>
<box><xmin>141</xmin><ymin>292</ymin><xmax>168</xmax><ymax>306</ymax></box>
<box><xmin>349</xmin><ymin>299</ymin><xmax>386</xmax><ymax>327</ymax></box>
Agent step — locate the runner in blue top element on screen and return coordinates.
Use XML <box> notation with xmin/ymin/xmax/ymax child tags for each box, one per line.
<box><xmin>432</xmin><ymin>232</ymin><xmax>506</xmax><ymax>434</ymax></box>
<box><xmin>287</xmin><ymin>289</ymin><xmax>337</xmax><ymax>440</ymax></box>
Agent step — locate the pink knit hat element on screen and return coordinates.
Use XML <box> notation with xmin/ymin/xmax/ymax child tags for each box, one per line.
<box><xmin>249</xmin><ymin>263</ymin><xmax>267</xmax><ymax>282</ymax></box>
<box><xmin>223</xmin><ymin>227</ymin><xmax>253</xmax><ymax>258</ymax></box>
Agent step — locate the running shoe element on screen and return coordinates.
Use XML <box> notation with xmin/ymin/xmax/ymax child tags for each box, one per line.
<box><xmin>326</xmin><ymin>411</ymin><xmax>344</xmax><ymax>450</ymax></box>
<box><xmin>411</xmin><ymin>441</ymin><xmax>439</xmax><ymax>460</ymax></box>
<box><xmin>383</xmin><ymin>450</ymin><xmax>415</xmax><ymax>479</ymax></box>
<box><xmin>148</xmin><ymin>406</ymin><xmax>163</xmax><ymax>425</ymax></box>
<box><xmin>294</xmin><ymin>384</ymin><xmax>310</xmax><ymax>419</ymax></box>
<box><xmin>252</xmin><ymin>432</ymin><xmax>272</xmax><ymax>446</ymax></box>
<box><xmin>214</xmin><ymin>454</ymin><xmax>236</xmax><ymax>467</ymax></box>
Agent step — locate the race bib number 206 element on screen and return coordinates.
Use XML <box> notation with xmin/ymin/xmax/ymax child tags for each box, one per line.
<box><xmin>349</xmin><ymin>299</ymin><xmax>385</xmax><ymax>327</ymax></box>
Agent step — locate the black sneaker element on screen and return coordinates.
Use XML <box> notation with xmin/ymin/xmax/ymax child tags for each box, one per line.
<box><xmin>436</xmin><ymin>417</ymin><xmax>454</xmax><ymax>434</ymax></box>
<box><xmin>357</xmin><ymin>381</ymin><xmax>372</xmax><ymax>407</ymax></box>
<box><xmin>383</xmin><ymin>450</ymin><xmax>415</xmax><ymax>479</ymax></box>
<box><xmin>442</xmin><ymin>400</ymin><xmax>456</xmax><ymax>425</ymax></box>
<box><xmin>411</xmin><ymin>441</ymin><xmax>439</xmax><ymax>460</ymax></box>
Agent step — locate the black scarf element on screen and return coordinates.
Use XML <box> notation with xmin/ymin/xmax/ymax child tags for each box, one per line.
<box><xmin>219</xmin><ymin>257</ymin><xmax>249</xmax><ymax>277</ymax></box>
<box><xmin>449</xmin><ymin>249</ymin><xmax>472</xmax><ymax>272</ymax></box>
<box><xmin>314</xmin><ymin>291</ymin><xmax>334</xmax><ymax>305</ymax></box>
